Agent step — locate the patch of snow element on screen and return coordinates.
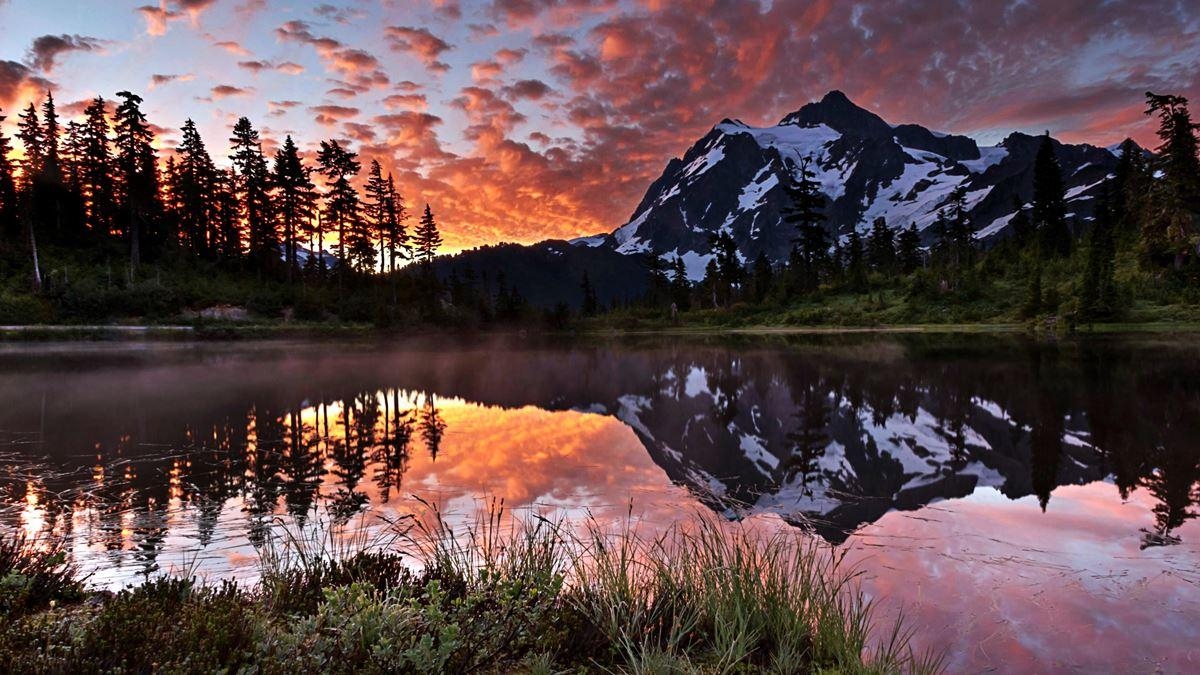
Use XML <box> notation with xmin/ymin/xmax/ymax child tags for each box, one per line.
<box><xmin>961</xmin><ymin>145</ymin><xmax>1009</xmax><ymax>173</ymax></box>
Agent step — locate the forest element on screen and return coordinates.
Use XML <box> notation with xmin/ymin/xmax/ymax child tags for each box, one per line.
<box><xmin>0</xmin><ymin>91</ymin><xmax>1197</xmax><ymax>330</ymax></box>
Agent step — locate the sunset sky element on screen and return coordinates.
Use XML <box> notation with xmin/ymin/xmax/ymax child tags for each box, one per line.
<box><xmin>1</xmin><ymin>0</ymin><xmax>1198</xmax><ymax>252</ymax></box>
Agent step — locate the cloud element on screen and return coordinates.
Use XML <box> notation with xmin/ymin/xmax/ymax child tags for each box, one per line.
<box><xmin>149</xmin><ymin>73</ymin><xmax>192</xmax><ymax>88</ymax></box>
<box><xmin>210</xmin><ymin>84</ymin><xmax>252</xmax><ymax>99</ymax></box>
<box><xmin>275</xmin><ymin>20</ymin><xmax>388</xmax><ymax>90</ymax></box>
<box><xmin>213</xmin><ymin>40</ymin><xmax>251</xmax><ymax>56</ymax></box>
<box><xmin>0</xmin><ymin>60</ymin><xmax>54</xmax><ymax>109</ymax></box>
<box><xmin>310</xmin><ymin>103</ymin><xmax>360</xmax><ymax>126</ymax></box>
<box><xmin>502</xmin><ymin>79</ymin><xmax>553</xmax><ymax>101</ymax></box>
<box><xmin>25</xmin><ymin>34</ymin><xmax>105</xmax><ymax>73</ymax></box>
<box><xmin>136</xmin><ymin>0</ymin><xmax>219</xmax><ymax>35</ymax></box>
<box><xmin>384</xmin><ymin>26</ymin><xmax>453</xmax><ymax>72</ymax></box>
<box><xmin>238</xmin><ymin>60</ymin><xmax>305</xmax><ymax>75</ymax></box>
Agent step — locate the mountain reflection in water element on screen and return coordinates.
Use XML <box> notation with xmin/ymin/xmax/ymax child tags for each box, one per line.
<box><xmin>0</xmin><ymin>334</ymin><xmax>1197</xmax><ymax>671</ymax></box>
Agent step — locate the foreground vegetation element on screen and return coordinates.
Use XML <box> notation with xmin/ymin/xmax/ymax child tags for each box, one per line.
<box><xmin>0</xmin><ymin>507</ymin><xmax>942</xmax><ymax>674</ymax></box>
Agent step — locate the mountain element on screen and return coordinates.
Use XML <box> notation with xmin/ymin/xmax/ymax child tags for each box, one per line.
<box><xmin>581</xmin><ymin>90</ymin><xmax>1124</xmax><ymax>279</ymax></box>
<box><xmin>434</xmin><ymin>90</ymin><xmax>1130</xmax><ymax>303</ymax></box>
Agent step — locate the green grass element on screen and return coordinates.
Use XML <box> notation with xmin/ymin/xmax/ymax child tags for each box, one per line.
<box><xmin>0</xmin><ymin>504</ymin><xmax>943</xmax><ymax>674</ymax></box>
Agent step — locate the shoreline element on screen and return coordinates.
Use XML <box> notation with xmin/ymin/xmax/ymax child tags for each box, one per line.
<box><xmin>3</xmin><ymin>320</ymin><xmax>1200</xmax><ymax>341</ymax></box>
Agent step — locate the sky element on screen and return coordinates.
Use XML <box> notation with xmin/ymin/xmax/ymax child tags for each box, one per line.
<box><xmin>1</xmin><ymin>0</ymin><xmax>1198</xmax><ymax>253</ymax></box>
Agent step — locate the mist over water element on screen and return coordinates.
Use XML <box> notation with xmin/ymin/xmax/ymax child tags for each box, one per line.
<box><xmin>1</xmin><ymin>334</ymin><xmax>1197</xmax><ymax>672</ymax></box>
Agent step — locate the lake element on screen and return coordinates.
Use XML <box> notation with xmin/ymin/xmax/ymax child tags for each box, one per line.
<box><xmin>1</xmin><ymin>334</ymin><xmax>1197</xmax><ymax>672</ymax></box>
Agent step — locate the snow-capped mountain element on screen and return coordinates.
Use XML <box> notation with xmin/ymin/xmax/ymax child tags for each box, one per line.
<box><xmin>574</xmin><ymin>90</ymin><xmax>1125</xmax><ymax>280</ymax></box>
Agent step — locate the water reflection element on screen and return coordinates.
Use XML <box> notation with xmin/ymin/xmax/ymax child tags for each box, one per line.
<box><xmin>1</xmin><ymin>336</ymin><xmax>1199</xmax><ymax>568</ymax></box>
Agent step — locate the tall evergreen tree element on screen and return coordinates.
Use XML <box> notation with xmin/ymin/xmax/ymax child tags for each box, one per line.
<box><xmin>230</xmin><ymin>117</ymin><xmax>276</xmax><ymax>270</ymax></box>
<box><xmin>16</xmin><ymin>103</ymin><xmax>43</xmax><ymax>195</ymax></box>
<box><xmin>781</xmin><ymin>157</ymin><xmax>828</xmax><ymax>291</ymax></box>
<box><xmin>0</xmin><ymin>109</ymin><xmax>16</xmax><ymax>242</ymax></box>
<box><xmin>1110</xmin><ymin>139</ymin><xmax>1148</xmax><ymax>238</ymax></box>
<box><xmin>1032</xmin><ymin>134</ymin><xmax>1071</xmax><ymax>259</ymax></box>
<box><xmin>896</xmin><ymin>223</ymin><xmax>922</xmax><ymax>274</ymax></box>
<box><xmin>270</xmin><ymin>135</ymin><xmax>315</xmax><ymax>281</ymax></box>
<box><xmin>382</xmin><ymin>173</ymin><xmax>409</xmax><ymax>274</ymax></box>
<box><xmin>580</xmin><ymin>270</ymin><xmax>598</xmax><ymax>317</ymax></box>
<box><xmin>364</xmin><ymin>160</ymin><xmax>389</xmax><ymax>273</ymax></box>
<box><xmin>669</xmin><ymin>256</ymin><xmax>691</xmax><ymax>311</ymax></box>
<box><xmin>645</xmin><ymin>248</ymin><xmax>671</xmax><ymax>305</ymax></box>
<box><xmin>413</xmin><ymin>203</ymin><xmax>442</xmax><ymax>268</ymax></box>
<box><xmin>1009</xmin><ymin>196</ymin><xmax>1033</xmax><ymax>248</ymax></box>
<box><xmin>1142</xmin><ymin>92</ymin><xmax>1200</xmax><ymax>269</ymax></box>
<box><xmin>176</xmin><ymin>119</ymin><xmax>217</xmax><ymax>257</ymax></box>
<box><xmin>1079</xmin><ymin>184</ymin><xmax>1118</xmax><ymax>323</ymax></box>
<box><xmin>866</xmin><ymin>216</ymin><xmax>896</xmax><ymax>274</ymax></box>
<box><xmin>316</xmin><ymin>140</ymin><xmax>362</xmax><ymax>273</ymax></box>
<box><xmin>114</xmin><ymin>90</ymin><xmax>160</xmax><ymax>265</ymax></box>
<box><xmin>80</xmin><ymin>97</ymin><xmax>115</xmax><ymax>238</ymax></box>
<box><xmin>844</xmin><ymin>229</ymin><xmax>867</xmax><ymax>290</ymax></box>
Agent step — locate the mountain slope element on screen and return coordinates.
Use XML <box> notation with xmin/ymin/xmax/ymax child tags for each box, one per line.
<box><xmin>581</xmin><ymin>90</ymin><xmax>1124</xmax><ymax>279</ymax></box>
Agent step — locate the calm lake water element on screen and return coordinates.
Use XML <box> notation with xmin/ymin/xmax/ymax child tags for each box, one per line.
<box><xmin>1</xmin><ymin>334</ymin><xmax>1198</xmax><ymax>672</ymax></box>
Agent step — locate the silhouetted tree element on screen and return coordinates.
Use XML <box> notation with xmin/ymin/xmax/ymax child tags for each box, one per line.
<box><xmin>751</xmin><ymin>251</ymin><xmax>773</xmax><ymax>302</ymax></box>
<box><xmin>0</xmin><ymin>109</ymin><xmax>17</xmax><ymax>243</ymax></box>
<box><xmin>413</xmin><ymin>203</ymin><xmax>442</xmax><ymax>268</ymax></box>
<box><xmin>1142</xmin><ymin>92</ymin><xmax>1200</xmax><ymax>270</ymax></box>
<box><xmin>317</xmin><ymin>139</ymin><xmax>361</xmax><ymax>274</ymax></box>
<box><xmin>1032</xmin><ymin>134</ymin><xmax>1071</xmax><ymax>259</ymax></box>
<box><xmin>176</xmin><ymin>119</ymin><xmax>218</xmax><ymax>257</ymax></box>
<box><xmin>270</xmin><ymin>135</ymin><xmax>315</xmax><ymax>281</ymax></box>
<box><xmin>896</xmin><ymin>223</ymin><xmax>922</xmax><ymax>274</ymax></box>
<box><xmin>866</xmin><ymin>216</ymin><xmax>895</xmax><ymax>274</ymax></box>
<box><xmin>581</xmin><ymin>270</ymin><xmax>599</xmax><ymax>316</ymax></box>
<box><xmin>781</xmin><ymin>157</ymin><xmax>828</xmax><ymax>292</ymax></box>
<box><xmin>230</xmin><ymin>117</ymin><xmax>276</xmax><ymax>270</ymax></box>
<box><xmin>114</xmin><ymin>91</ymin><xmax>160</xmax><ymax>265</ymax></box>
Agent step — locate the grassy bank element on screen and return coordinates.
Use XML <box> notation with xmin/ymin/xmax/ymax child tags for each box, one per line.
<box><xmin>0</xmin><ymin>508</ymin><xmax>942</xmax><ymax>674</ymax></box>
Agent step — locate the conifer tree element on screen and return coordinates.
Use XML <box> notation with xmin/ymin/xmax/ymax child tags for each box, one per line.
<box><xmin>781</xmin><ymin>157</ymin><xmax>828</xmax><ymax>291</ymax></box>
<box><xmin>114</xmin><ymin>91</ymin><xmax>160</xmax><ymax>264</ymax></box>
<box><xmin>896</xmin><ymin>223</ymin><xmax>922</xmax><ymax>274</ymax></box>
<box><xmin>1142</xmin><ymin>92</ymin><xmax>1199</xmax><ymax>269</ymax></box>
<box><xmin>580</xmin><ymin>270</ymin><xmax>598</xmax><ymax>316</ymax></box>
<box><xmin>382</xmin><ymin>173</ymin><xmax>409</xmax><ymax>273</ymax></box>
<box><xmin>316</xmin><ymin>140</ymin><xmax>362</xmax><ymax>273</ymax></box>
<box><xmin>0</xmin><ymin>110</ymin><xmax>16</xmax><ymax>242</ymax></box>
<box><xmin>645</xmin><ymin>248</ymin><xmax>671</xmax><ymax>305</ymax></box>
<box><xmin>1032</xmin><ymin>134</ymin><xmax>1070</xmax><ymax>259</ymax></box>
<box><xmin>670</xmin><ymin>256</ymin><xmax>691</xmax><ymax>310</ymax></box>
<box><xmin>1110</xmin><ymin>139</ymin><xmax>1148</xmax><ymax>238</ymax></box>
<box><xmin>176</xmin><ymin>119</ymin><xmax>217</xmax><ymax>257</ymax></box>
<box><xmin>230</xmin><ymin>117</ymin><xmax>276</xmax><ymax>270</ymax></box>
<box><xmin>1079</xmin><ymin>185</ymin><xmax>1118</xmax><ymax>323</ymax></box>
<box><xmin>413</xmin><ymin>203</ymin><xmax>442</xmax><ymax>268</ymax></box>
<box><xmin>364</xmin><ymin>160</ymin><xmax>391</xmax><ymax>274</ymax></box>
<box><xmin>844</xmin><ymin>229</ymin><xmax>867</xmax><ymax>290</ymax></box>
<box><xmin>16</xmin><ymin>103</ymin><xmax>43</xmax><ymax>195</ymax></box>
<box><xmin>270</xmin><ymin>135</ymin><xmax>315</xmax><ymax>281</ymax></box>
<box><xmin>80</xmin><ymin>97</ymin><xmax>115</xmax><ymax>237</ymax></box>
<box><xmin>866</xmin><ymin>216</ymin><xmax>895</xmax><ymax>274</ymax></box>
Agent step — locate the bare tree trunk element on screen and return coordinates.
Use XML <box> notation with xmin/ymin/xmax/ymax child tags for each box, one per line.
<box><xmin>28</xmin><ymin>214</ymin><xmax>42</xmax><ymax>293</ymax></box>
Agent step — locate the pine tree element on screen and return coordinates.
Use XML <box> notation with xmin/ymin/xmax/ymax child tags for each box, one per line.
<box><xmin>80</xmin><ymin>96</ymin><xmax>115</xmax><ymax>238</ymax></box>
<box><xmin>844</xmin><ymin>229</ymin><xmax>867</xmax><ymax>291</ymax></box>
<box><xmin>0</xmin><ymin>109</ymin><xmax>16</xmax><ymax>242</ymax></box>
<box><xmin>781</xmin><ymin>157</ymin><xmax>828</xmax><ymax>291</ymax></box>
<box><xmin>176</xmin><ymin>119</ymin><xmax>217</xmax><ymax>257</ymax></box>
<box><xmin>1032</xmin><ymin>134</ymin><xmax>1070</xmax><ymax>259</ymax></box>
<box><xmin>1142</xmin><ymin>92</ymin><xmax>1200</xmax><ymax>270</ymax></box>
<box><xmin>580</xmin><ymin>271</ymin><xmax>598</xmax><ymax>316</ymax></box>
<box><xmin>896</xmin><ymin>223</ymin><xmax>922</xmax><ymax>274</ymax></box>
<box><xmin>866</xmin><ymin>216</ymin><xmax>895</xmax><ymax>274</ymax></box>
<box><xmin>364</xmin><ymin>160</ymin><xmax>390</xmax><ymax>274</ymax></box>
<box><xmin>1079</xmin><ymin>184</ymin><xmax>1118</xmax><ymax>323</ymax></box>
<box><xmin>40</xmin><ymin>92</ymin><xmax>61</xmax><ymax>186</ymax></box>
<box><xmin>16</xmin><ymin>103</ymin><xmax>43</xmax><ymax>195</ymax></box>
<box><xmin>230</xmin><ymin>117</ymin><xmax>276</xmax><ymax>270</ymax></box>
<box><xmin>413</xmin><ymin>203</ymin><xmax>442</xmax><ymax>268</ymax></box>
<box><xmin>316</xmin><ymin>140</ymin><xmax>362</xmax><ymax>273</ymax></box>
<box><xmin>114</xmin><ymin>90</ymin><xmax>160</xmax><ymax>265</ymax></box>
<box><xmin>645</xmin><ymin>248</ymin><xmax>671</xmax><ymax>305</ymax></box>
<box><xmin>670</xmin><ymin>256</ymin><xmax>691</xmax><ymax>311</ymax></box>
<box><xmin>270</xmin><ymin>135</ymin><xmax>315</xmax><ymax>281</ymax></box>
<box><xmin>946</xmin><ymin>186</ymin><xmax>975</xmax><ymax>267</ymax></box>
<box><xmin>212</xmin><ymin>168</ymin><xmax>242</xmax><ymax>259</ymax></box>
<box><xmin>1110</xmin><ymin>139</ymin><xmax>1148</xmax><ymax>239</ymax></box>
<box><xmin>383</xmin><ymin>173</ymin><xmax>409</xmax><ymax>273</ymax></box>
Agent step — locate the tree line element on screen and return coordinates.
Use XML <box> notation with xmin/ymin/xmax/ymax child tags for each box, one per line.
<box><xmin>0</xmin><ymin>90</ymin><xmax>445</xmax><ymax>308</ymax></box>
<box><xmin>627</xmin><ymin>91</ymin><xmax>1199</xmax><ymax>327</ymax></box>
